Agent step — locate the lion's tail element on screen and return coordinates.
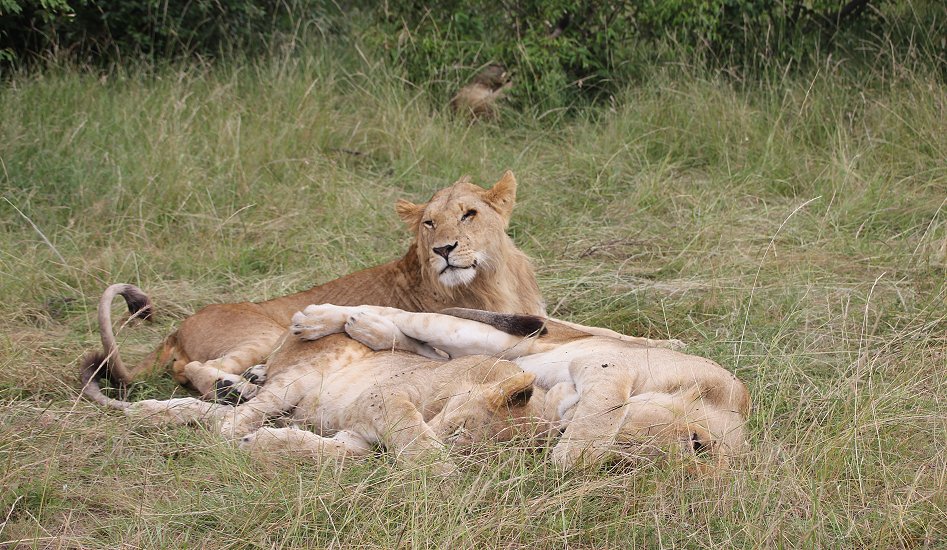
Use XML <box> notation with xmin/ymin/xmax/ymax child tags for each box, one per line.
<box><xmin>80</xmin><ymin>283</ymin><xmax>154</xmax><ymax>398</ymax></box>
<box><xmin>439</xmin><ymin>307</ymin><xmax>547</xmax><ymax>337</ymax></box>
<box><xmin>79</xmin><ymin>352</ymin><xmax>132</xmax><ymax>410</ymax></box>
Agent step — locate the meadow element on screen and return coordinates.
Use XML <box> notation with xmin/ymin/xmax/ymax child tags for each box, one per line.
<box><xmin>1</xmin><ymin>40</ymin><xmax>945</xmax><ymax>548</ymax></box>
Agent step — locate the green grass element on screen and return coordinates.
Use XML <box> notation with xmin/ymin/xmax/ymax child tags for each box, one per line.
<box><xmin>1</xmin><ymin>43</ymin><xmax>945</xmax><ymax>548</ymax></box>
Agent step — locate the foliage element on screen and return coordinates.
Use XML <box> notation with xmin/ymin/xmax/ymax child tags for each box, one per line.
<box><xmin>0</xmin><ymin>0</ymin><xmax>313</xmax><ymax>67</ymax></box>
<box><xmin>369</xmin><ymin>0</ymin><xmax>943</xmax><ymax>112</ymax></box>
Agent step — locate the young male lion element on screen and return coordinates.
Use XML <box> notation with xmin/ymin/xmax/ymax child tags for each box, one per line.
<box><xmin>82</xmin><ymin>171</ymin><xmax>545</xmax><ymax>403</ymax></box>
<box><xmin>290</xmin><ymin>305</ymin><xmax>751</xmax><ymax>469</ymax></box>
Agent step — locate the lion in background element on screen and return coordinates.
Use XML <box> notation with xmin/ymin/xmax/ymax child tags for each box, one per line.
<box><xmin>82</xmin><ymin>171</ymin><xmax>546</xmax><ymax>403</ymax></box>
<box><xmin>450</xmin><ymin>64</ymin><xmax>512</xmax><ymax>119</ymax></box>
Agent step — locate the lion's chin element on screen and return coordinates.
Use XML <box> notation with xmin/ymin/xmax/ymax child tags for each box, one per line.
<box><xmin>437</xmin><ymin>266</ymin><xmax>477</xmax><ymax>288</ymax></box>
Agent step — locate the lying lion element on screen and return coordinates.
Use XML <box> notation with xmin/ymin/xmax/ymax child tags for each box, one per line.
<box><xmin>82</xmin><ymin>330</ymin><xmax>549</xmax><ymax>474</ymax></box>
<box><xmin>290</xmin><ymin>304</ymin><xmax>751</xmax><ymax>469</ymax></box>
<box><xmin>82</xmin><ymin>171</ymin><xmax>545</xmax><ymax>403</ymax></box>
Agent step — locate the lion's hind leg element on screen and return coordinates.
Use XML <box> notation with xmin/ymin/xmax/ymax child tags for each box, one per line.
<box><xmin>290</xmin><ymin>304</ymin><xmax>362</xmax><ymax>340</ymax></box>
<box><xmin>343</xmin><ymin>311</ymin><xmax>443</xmax><ymax>359</ymax></box>
<box><xmin>239</xmin><ymin>427</ymin><xmax>371</xmax><ymax>461</ymax></box>
<box><xmin>183</xmin><ymin>337</ymin><xmax>281</xmax><ymax>403</ymax></box>
<box><xmin>215</xmin><ymin>370</ymin><xmax>313</xmax><ymax>440</ymax></box>
<box><xmin>124</xmin><ymin>397</ymin><xmax>233</xmax><ymax>426</ymax></box>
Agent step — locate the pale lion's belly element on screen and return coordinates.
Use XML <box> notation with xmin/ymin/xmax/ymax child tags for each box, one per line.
<box><xmin>289</xmin><ymin>358</ymin><xmax>398</xmax><ymax>435</ymax></box>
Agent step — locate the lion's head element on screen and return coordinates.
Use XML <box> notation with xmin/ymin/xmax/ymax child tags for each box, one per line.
<box><xmin>427</xmin><ymin>356</ymin><xmax>552</xmax><ymax>446</ymax></box>
<box><xmin>396</xmin><ymin>171</ymin><xmax>521</xmax><ymax>289</ymax></box>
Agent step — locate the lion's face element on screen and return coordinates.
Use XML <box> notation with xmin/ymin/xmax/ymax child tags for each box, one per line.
<box><xmin>397</xmin><ymin>171</ymin><xmax>518</xmax><ymax>289</ymax></box>
<box><xmin>427</xmin><ymin>361</ymin><xmax>551</xmax><ymax>446</ymax></box>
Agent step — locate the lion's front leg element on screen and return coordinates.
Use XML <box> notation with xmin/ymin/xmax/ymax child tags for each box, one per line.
<box><xmin>339</xmin><ymin>307</ymin><xmax>534</xmax><ymax>359</ymax></box>
<box><xmin>366</xmin><ymin>395</ymin><xmax>456</xmax><ymax>476</ymax></box>
<box><xmin>551</xmin><ymin>360</ymin><xmax>636</xmax><ymax>468</ymax></box>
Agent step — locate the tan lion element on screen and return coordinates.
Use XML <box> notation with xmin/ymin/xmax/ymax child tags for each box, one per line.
<box><xmin>450</xmin><ymin>64</ymin><xmax>513</xmax><ymax>119</ymax></box>
<box><xmin>81</xmin><ymin>171</ymin><xmax>545</xmax><ymax>403</ymax></box>
<box><xmin>290</xmin><ymin>304</ymin><xmax>751</xmax><ymax>469</ymax></box>
<box><xmin>81</xmin><ymin>330</ymin><xmax>549</xmax><ymax>474</ymax></box>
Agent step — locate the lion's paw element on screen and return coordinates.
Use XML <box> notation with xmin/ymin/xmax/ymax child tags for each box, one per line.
<box><xmin>214</xmin><ymin>378</ymin><xmax>260</xmax><ymax>405</ymax></box>
<box><xmin>344</xmin><ymin>311</ymin><xmax>402</xmax><ymax>351</ymax></box>
<box><xmin>291</xmin><ymin>305</ymin><xmax>352</xmax><ymax>341</ymax></box>
<box><xmin>550</xmin><ymin>442</ymin><xmax>585</xmax><ymax>469</ymax></box>
<box><xmin>238</xmin><ymin>427</ymin><xmax>322</xmax><ymax>455</ymax></box>
<box><xmin>241</xmin><ymin>364</ymin><xmax>268</xmax><ymax>384</ymax></box>
<box><xmin>238</xmin><ymin>427</ymin><xmax>287</xmax><ymax>452</ymax></box>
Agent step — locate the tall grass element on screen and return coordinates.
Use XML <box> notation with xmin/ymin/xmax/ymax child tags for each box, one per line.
<box><xmin>1</xmin><ymin>38</ymin><xmax>945</xmax><ymax>548</ymax></box>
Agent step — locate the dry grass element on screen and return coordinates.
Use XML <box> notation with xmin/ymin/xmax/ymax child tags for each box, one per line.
<box><xmin>1</xmin><ymin>43</ymin><xmax>945</xmax><ymax>548</ymax></box>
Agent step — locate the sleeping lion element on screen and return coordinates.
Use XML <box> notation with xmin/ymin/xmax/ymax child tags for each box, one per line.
<box><xmin>82</xmin><ymin>330</ymin><xmax>550</xmax><ymax>475</ymax></box>
<box><xmin>291</xmin><ymin>304</ymin><xmax>751</xmax><ymax>469</ymax></box>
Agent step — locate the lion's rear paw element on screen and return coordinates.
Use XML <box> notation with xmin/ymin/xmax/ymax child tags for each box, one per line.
<box><xmin>344</xmin><ymin>311</ymin><xmax>402</xmax><ymax>350</ymax></box>
<box><xmin>242</xmin><ymin>364</ymin><xmax>267</xmax><ymax>384</ymax></box>
<box><xmin>291</xmin><ymin>305</ymin><xmax>351</xmax><ymax>341</ymax></box>
<box><xmin>239</xmin><ymin>427</ymin><xmax>284</xmax><ymax>452</ymax></box>
<box><xmin>214</xmin><ymin>378</ymin><xmax>260</xmax><ymax>405</ymax></box>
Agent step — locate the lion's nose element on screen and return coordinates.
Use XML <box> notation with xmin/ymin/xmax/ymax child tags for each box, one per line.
<box><xmin>432</xmin><ymin>242</ymin><xmax>458</xmax><ymax>260</ymax></box>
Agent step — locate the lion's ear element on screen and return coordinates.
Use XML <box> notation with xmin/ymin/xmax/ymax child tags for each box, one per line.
<box><xmin>484</xmin><ymin>170</ymin><xmax>517</xmax><ymax>221</ymax></box>
<box><xmin>396</xmin><ymin>199</ymin><xmax>425</xmax><ymax>228</ymax></box>
<box><xmin>490</xmin><ymin>370</ymin><xmax>535</xmax><ymax>410</ymax></box>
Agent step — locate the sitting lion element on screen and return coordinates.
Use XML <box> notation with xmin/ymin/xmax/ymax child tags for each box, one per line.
<box><xmin>291</xmin><ymin>304</ymin><xmax>751</xmax><ymax>469</ymax></box>
<box><xmin>82</xmin><ymin>171</ymin><xmax>545</xmax><ymax>403</ymax></box>
<box><xmin>81</xmin><ymin>330</ymin><xmax>549</xmax><ymax>474</ymax></box>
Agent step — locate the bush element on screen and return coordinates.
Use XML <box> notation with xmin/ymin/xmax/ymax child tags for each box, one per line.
<box><xmin>0</xmin><ymin>0</ymin><xmax>308</xmax><ymax>66</ymax></box>
<box><xmin>368</xmin><ymin>0</ymin><xmax>943</xmax><ymax>112</ymax></box>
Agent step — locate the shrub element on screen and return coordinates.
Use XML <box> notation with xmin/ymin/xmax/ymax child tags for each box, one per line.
<box><xmin>368</xmin><ymin>0</ymin><xmax>942</xmax><ymax>112</ymax></box>
<box><xmin>0</xmin><ymin>0</ymin><xmax>303</xmax><ymax>66</ymax></box>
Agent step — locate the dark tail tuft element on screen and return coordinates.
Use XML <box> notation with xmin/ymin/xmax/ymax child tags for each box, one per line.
<box><xmin>440</xmin><ymin>308</ymin><xmax>548</xmax><ymax>337</ymax></box>
<box><xmin>120</xmin><ymin>286</ymin><xmax>154</xmax><ymax>322</ymax></box>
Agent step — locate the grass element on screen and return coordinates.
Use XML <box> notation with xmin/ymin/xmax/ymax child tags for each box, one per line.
<box><xmin>1</xmin><ymin>41</ymin><xmax>945</xmax><ymax>548</ymax></box>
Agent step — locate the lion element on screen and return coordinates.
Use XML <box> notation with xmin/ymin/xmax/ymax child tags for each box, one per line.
<box><xmin>81</xmin><ymin>330</ymin><xmax>550</xmax><ymax>474</ymax></box>
<box><xmin>81</xmin><ymin>171</ymin><xmax>545</xmax><ymax>403</ymax></box>
<box><xmin>450</xmin><ymin>64</ymin><xmax>513</xmax><ymax>119</ymax></box>
<box><xmin>290</xmin><ymin>304</ymin><xmax>751</xmax><ymax>469</ymax></box>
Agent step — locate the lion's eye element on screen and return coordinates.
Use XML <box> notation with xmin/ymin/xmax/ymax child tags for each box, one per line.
<box><xmin>423</xmin><ymin>220</ymin><xmax>435</xmax><ymax>229</ymax></box>
<box><xmin>461</xmin><ymin>209</ymin><xmax>477</xmax><ymax>221</ymax></box>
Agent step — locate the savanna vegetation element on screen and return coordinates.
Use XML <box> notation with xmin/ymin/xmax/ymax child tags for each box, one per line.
<box><xmin>1</xmin><ymin>1</ymin><xmax>945</xmax><ymax>547</ymax></box>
